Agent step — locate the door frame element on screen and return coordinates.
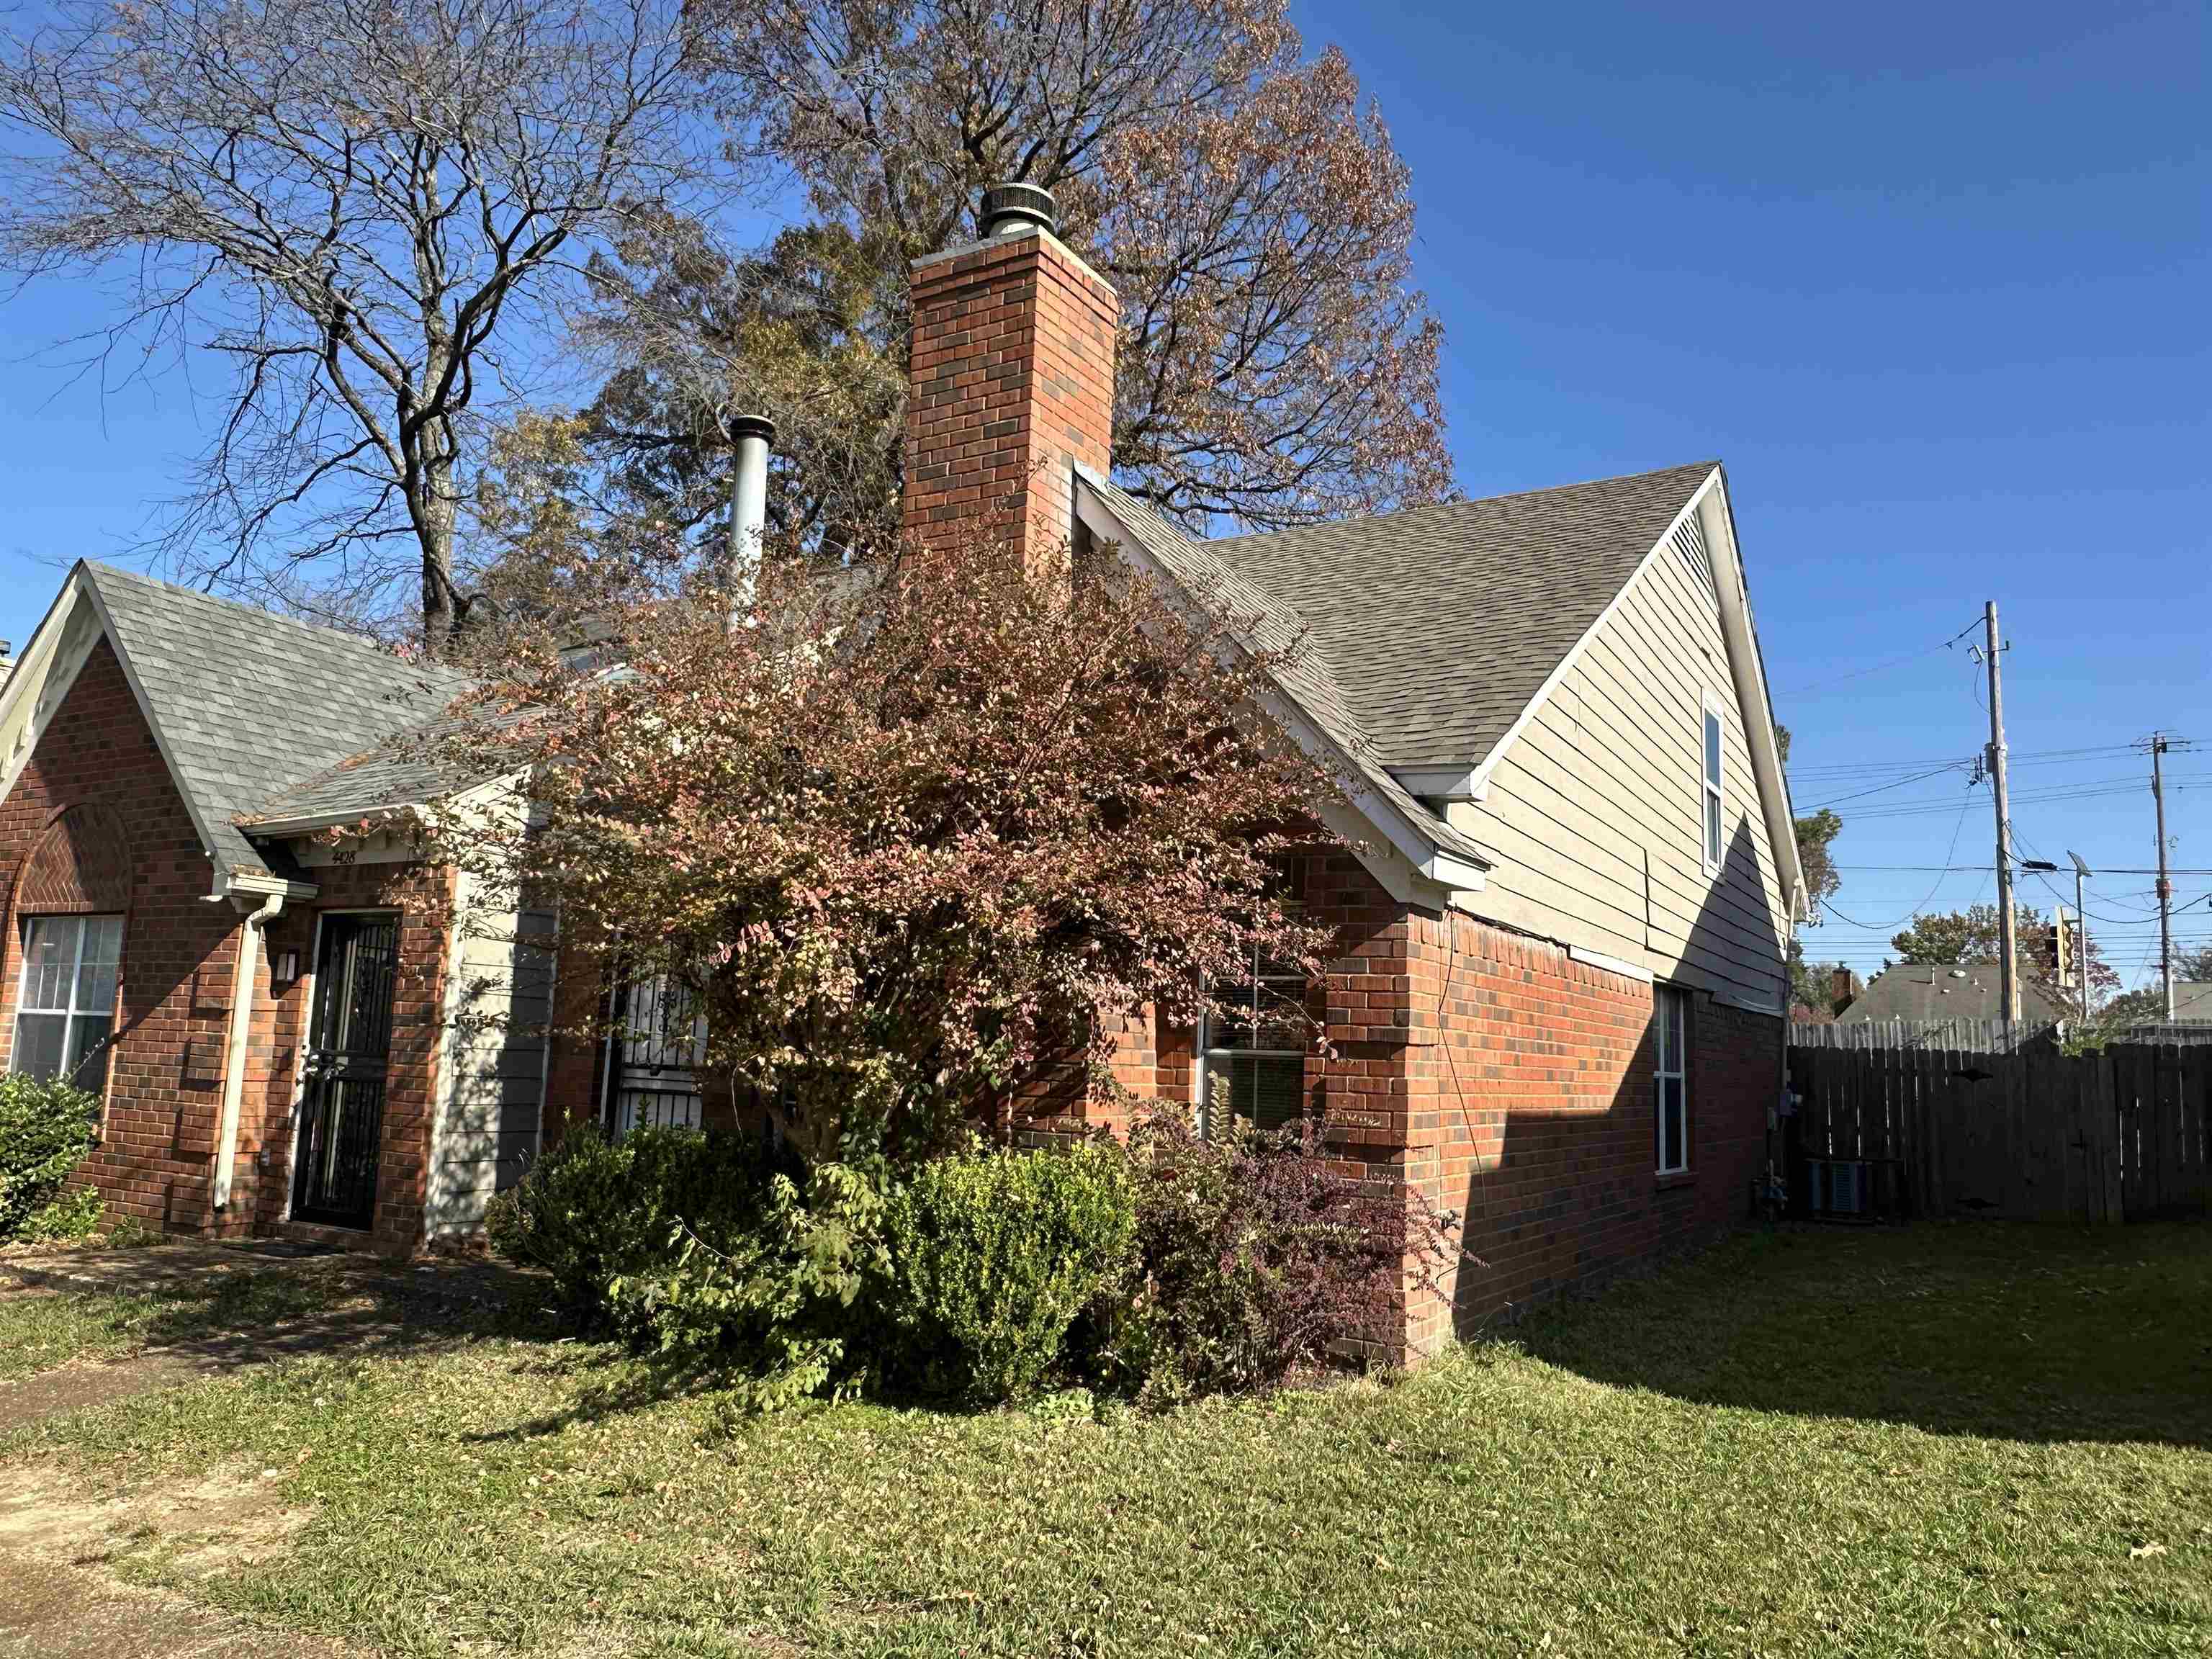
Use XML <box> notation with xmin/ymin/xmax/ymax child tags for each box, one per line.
<box><xmin>283</xmin><ymin>908</ymin><xmax>400</xmax><ymax>1228</ymax></box>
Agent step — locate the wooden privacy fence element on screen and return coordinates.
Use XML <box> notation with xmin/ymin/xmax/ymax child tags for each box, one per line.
<box><xmin>1784</xmin><ymin>1040</ymin><xmax>2212</xmax><ymax>1225</ymax></box>
<box><xmin>1790</xmin><ymin>1017</ymin><xmax>2056</xmax><ymax>1053</ymax></box>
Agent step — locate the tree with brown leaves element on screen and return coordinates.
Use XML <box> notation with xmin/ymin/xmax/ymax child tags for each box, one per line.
<box><xmin>585</xmin><ymin>0</ymin><xmax>1452</xmax><ymax>552</ymax></box>
<box><xmin>430</xmin><ymin>524</ymin><xmax>1342</xmax><ymax>1164</ymax></box>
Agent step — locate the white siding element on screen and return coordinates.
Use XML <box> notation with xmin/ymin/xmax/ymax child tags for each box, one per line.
<box><xmin>427</xmin><ymin>866</ymin><xmax>555</xmax><ymax>1237</ymax></box>
<box><xmin>1449</xmin><ymin>515</ymin><xmax>1789</xmax><ymax>1008</ymax></box>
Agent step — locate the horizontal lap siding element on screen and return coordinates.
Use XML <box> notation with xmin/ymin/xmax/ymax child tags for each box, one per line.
<box><xmin>1455</xmin><ymin>529</ymin><xmax>1787</xmax><ymax>1007</ymax></box>
<box><xmin>427</xmin><ymin>863</ymin><xmax>554</xmax><ymax>1238</ymax></box>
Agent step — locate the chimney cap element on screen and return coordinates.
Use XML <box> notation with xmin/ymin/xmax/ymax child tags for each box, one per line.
<box><xmin>981</xmin><ymin>181</ymin><xmax>1058</xmax><ymax>240</ymax></box>
<box><xmin>728</xmin><ymin>413</ymin><xmax>776</xmax><ymax>446</ymax></box>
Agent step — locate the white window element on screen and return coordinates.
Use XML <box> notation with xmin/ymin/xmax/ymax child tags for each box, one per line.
<box><xmin>1701</xmin><ymin>701</ymin><xmax>1725</xmax><ymax>874</ymax></box>
<box><xmin>1198</xmin><ymin>864</ymin><xmax>1311</xmax><ymax>1138</ymax></box>
<box><xmin>1654</xmin><ymin>986</ymin><xmax>1689</xmax><ymax>1174</ymax></box>
<box><xmin>1197</xmin><ymin>947</ymin><xmax>1308</xmax><ymax>1138</ymax></box>
<box><xmin>13</xmin><ymin>914</ymin><xmax>122</xmax><ymax>1090</ymax></box>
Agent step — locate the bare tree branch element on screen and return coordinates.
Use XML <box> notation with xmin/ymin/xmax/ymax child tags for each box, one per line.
<box><xmin>0</xmin><ymin>0</ymin><xmax>717</xmax><ymax>649</ymax></box>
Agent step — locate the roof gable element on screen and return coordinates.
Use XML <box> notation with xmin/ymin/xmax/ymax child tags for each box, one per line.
<box><xmin>0</xmin><ymin>563</ymin><xmax>472</xmax><ymax>884</ymax></box>
<box><xmin>1206</xmin><ymin>464</ymin><xmax>1718</xmax><ymax>771</ymax></box>
<box><xmin>1072</xmin><ymin>470</ymin><xmax>1489</xmax><ymax>897</ymax></box>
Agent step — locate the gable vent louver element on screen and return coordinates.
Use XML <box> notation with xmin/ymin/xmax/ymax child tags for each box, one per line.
<box><xmin>1671</xmin><ymin>513</ymin><xmax>1717</xmax><ymax>599</ymax></box>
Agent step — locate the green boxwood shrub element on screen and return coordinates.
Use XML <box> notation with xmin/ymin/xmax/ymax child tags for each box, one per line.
<box><xmin>0</xmin><ymin>1074</ymin><xmax>102</xmax><ymax>1241</ymax></box>
<box><xmin>485</xmin><ymin>1123</ymin><xmax>791</xmax><ymax>1324</ymax></box>
<box><xmin>878</xmin><ymin>1141</ymin><xmax>1136</xmax><ymax>1403</ymax></box>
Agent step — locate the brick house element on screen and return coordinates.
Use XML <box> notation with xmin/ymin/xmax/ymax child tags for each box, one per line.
<box><xmin>0</xmin><ymin>182</ymin><xmax>1804</xmax><ymax>1347</ymax></box>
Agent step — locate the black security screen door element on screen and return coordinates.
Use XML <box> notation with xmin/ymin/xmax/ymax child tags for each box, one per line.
<box><xmin>292</xmin><ymin>914</ymin><xmax>399</xmax><ymax>1229</ymax></box>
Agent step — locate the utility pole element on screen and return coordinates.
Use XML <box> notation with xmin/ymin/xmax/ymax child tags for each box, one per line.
<box><xmin>2152</xmin><ymin>733</ymin><xmax>2175</xmax><ymax>1020</ymax></box>
<box><xmin>1982</xmin><ymin>602</ymin><xmax>2021</xmax><ymax>1027</ymax></box>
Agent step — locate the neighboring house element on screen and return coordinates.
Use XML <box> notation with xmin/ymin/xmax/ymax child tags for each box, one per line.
<box><xmin>2170</xmin><ymin>983</ymin><xmax>2212</xmax><ymax>1022</ymax></box>
<box><xmin>0</xmin><ymin>184</ymin><xmax>1804</xmax><ymax>1352</ymax></box>
<box><xmin>1840</xmin><ymin>963</ymin><xmax>2063</xmax><ymax>1028</ymax></box>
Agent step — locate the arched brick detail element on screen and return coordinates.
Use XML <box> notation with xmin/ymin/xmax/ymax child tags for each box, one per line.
<box><xmin>16</xmin><ymin>801</ymin><xmax>134</xmax><ymax>914</ymax></box>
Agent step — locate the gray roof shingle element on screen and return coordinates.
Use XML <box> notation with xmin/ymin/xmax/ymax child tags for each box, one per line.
<box><xmin>1842</xmin><ymin>965</ymin><xmax>2063</xmax><ymax>1028</ymax></box>
<box><xmin>1205</xmin><ymin>463</ymin><xmax>1719</xmax><ymax>770</ymax></box>
<box><xmin>1076</xmin><ymin>470</ymin><xmax>1490</xmax><ymax>871</ymax></box>
<box><xmin>242</xmin><ymin>714</ymin><xmax>492</xmax><ymax>830</ymax></box>
<box><xmin>83</xmin><ymin>563</ymin><xmax>472</xmax><ymax>876</ymax></box>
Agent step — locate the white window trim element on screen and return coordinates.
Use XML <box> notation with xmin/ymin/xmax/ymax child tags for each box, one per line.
<box><xmin>12</xmin><ymin>913</ymin><xmax>123</xmax><ymax>1091</ymax></box>
<box><xmin>1196</xmin><ymin>940</ymin><xmax>1308</xmax><ymax>1140</ymax></box>
<box><xmin>1700</xmin><ymin>694</ymin><xmax>1725</xmax><ymax>877</ymax></box>
<box><xmin>1654</xmin><ymin>986</ymin><xmax>1689</xmax><ymax>1175</ymax></box>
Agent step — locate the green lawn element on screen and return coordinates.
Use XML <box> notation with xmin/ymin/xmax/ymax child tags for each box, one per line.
<box><xmin>4</xmin><ymin>1221</ymin><xmax>2208</xmax><ymax>1657</ymax></box>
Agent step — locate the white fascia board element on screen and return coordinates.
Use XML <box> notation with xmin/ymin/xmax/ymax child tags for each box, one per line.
<box><xmin>220</xmin><ymin>868</ymin><xmax>320</xmax><ymax>902</ymax></box>
<box><xmin>0</xmin><ymin>570</ymin><xmax>107</xmax><ymax>808</ymax></box>
<box><xmin>242</xmin><ymin>804</ymin><xmax>430</xmax><ymax>840</ymax></box>
<box><xmin>1388</xmin><ymin>765</ymin><xmax>1488</xmax><ymax>803</ymax></box>
<box><xmin>1466</xmin><ymin>472</ymin><xmax>1721</xmax><ymax>796</ymax></box>
<box><xmin>1423</xmin><ymin>847</ymin><xmax>1488</xmax><ymax>891</ymax></box>
<box><xmin>1074</xmin><ymin>484</ymin><xmax>1474</xmax><ymax>911</ymax></box>
<box><xmin>1696</xmin><ymin>469</ymin><xmax>1806</xmax><ymax>920</ymax></box>
<box><xmin>1715</xmin><ymin>987</ymin><xmax>1786</xmax><ymax>1017</ymax></box>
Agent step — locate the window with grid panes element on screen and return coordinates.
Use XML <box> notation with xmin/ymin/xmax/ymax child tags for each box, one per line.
<box><xmin>13</xmin><ymin>914</ymin><xmax>122</xmax><ymax>1090</ymax></box>
<box><xmin>1653</xmin><ymin>986</ymin><xmax>1689</xmax><ymax>1174</ymax></box>
<box><xmin>1197</xmin><ymin>858</ymin><xmax>1310</xmax><ymax>1136</ymax></box>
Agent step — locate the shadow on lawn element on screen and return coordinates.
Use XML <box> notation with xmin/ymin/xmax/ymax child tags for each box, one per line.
<box><xmin>100</xmin><ymin>1251</ymin><xmax>567</xmax><ymax>1374</ymax></box>
<box><xmin>1506</xmin><ymin>1218</ymin><xmax>2212</xmax><ymax>1450</ymax></box>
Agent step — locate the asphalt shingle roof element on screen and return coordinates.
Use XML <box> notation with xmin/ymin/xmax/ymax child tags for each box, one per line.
<box><xmin>2167</xmin><ymin>983</ymin><xmax>2212</xmax><ymax>1023</ymax></box>
<box><xmin>1842</xmin><ymin>965</ymin><xmax>2063</xmax><ymax>1028</ymax></box>
<box><xmin>243</xmin><ymin>714</ymin><xmax>493</xmax><ymax>830</ymax></box>
<box><xmin>83</xmin><ymin>563</ymin><xmax>473</xmax><ymax>876</ymax></box>
<box><xmin>1076</xmin><ymin>470</ymin><xmax>1490</xmax><ymax>870</ymax></box>
<box><xmin>1204</xmin><ymin>463</ymin><xmax>1719</xmax><ymax>770</ymax></box>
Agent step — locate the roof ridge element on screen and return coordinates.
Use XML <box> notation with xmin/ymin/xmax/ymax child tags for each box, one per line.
<box><xmin>81</xmin><ymin>560</ymin><xmax>464</xmax><ymax>680</ymax></box>
<box><xmin>1205</xmin><ymin>461</ymin><xmax>1720</xmax><ymax>549</ymax></box>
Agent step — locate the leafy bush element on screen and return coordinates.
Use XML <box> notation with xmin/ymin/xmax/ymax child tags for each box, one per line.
<box><xmin>877</xmin><ymin>1142</ymin><xmax>1135</xmax><ymax>1403</ymax></box>
<box><xmin>609</xmin><ymin>1159</ymin><xmax>891</xmax><ymax>1413</ymax></box>
<box><xmin>19</xmin><ymin>1184</ymin><xmax>104</xmax><ymax>1244</ymax></box>
<box><xmin>485</xmin><ymin>1124</ymin><xmax>790</xmax><ymax>1323</ymax></box>
<box><xmin>1089</xmin><ymin>1109</ymin><xmax>1445</xmax><ymax>1405</ymax></box>
<box><xmin>0</xmin><ymin>1073</ymin><xmax>102</xmax><ymax>1241</ymax></box>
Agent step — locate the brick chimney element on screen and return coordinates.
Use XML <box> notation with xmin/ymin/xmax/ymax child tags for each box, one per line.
<box><xmin>1830</xmin><ymin>966</ymin><xmax>1857</xmax><ymax>1012</ymax></box>
<box><xmin>902</xmin><ymin>183</ymin><xmax>1118</xmax><ymax>577</ymax></box>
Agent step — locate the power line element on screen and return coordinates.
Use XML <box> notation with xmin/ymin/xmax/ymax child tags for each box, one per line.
<box><xmin>1774</xmin><ymin>618</ymin><xmax>1982</xmax><ymax>696</ymax></box>
<box><xmin>1802</xmin><ymin>763</ymin><xmax>1974</xmax><ymax>810</ymax></box>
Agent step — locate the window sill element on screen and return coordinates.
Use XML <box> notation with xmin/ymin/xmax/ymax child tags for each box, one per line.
<box><xmin>1653</xmin><ymin>1169</ymin><xmax>1698</xmax><ymax>1192</ymax></box>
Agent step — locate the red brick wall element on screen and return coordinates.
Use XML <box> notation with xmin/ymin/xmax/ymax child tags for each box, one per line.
<box><xmin>1394</xmin><ymin>902</ymin><xmax>1776</xmax><ymax>1352</ymax></box>
<box><xmin>1123</xmin><ymin>845</ymin><xmax>1778</xmax><ymax>1358</ymax></box>
<box><xmin>0</xmin><ymin>635</ymin><xmax>464</xmax><ymax>1251</ymax></box>
<box><xmin>903</xmin><ymin>228</ymin><xmax>1118</xmax><ymax>576</ymax></box>
<box><xmin>0</xmin><ymin>637</ymin><xmax>240</xmax><ymax>1234</ymax></box>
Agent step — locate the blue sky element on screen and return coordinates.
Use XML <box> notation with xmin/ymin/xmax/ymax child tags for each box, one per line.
<box><xmin>1</xmin><ymin>1</ymin><xmax>2206</xmax><ymax>986</ymax></box>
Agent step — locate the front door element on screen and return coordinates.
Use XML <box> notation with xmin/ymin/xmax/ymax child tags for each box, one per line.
<box><xmin>292</xmin><ymin>914</ymin><xmax>399</xmax><ymax>1229</ymax></box>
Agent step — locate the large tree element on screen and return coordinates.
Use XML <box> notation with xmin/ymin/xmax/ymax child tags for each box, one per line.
<box><xmin>0</xmin><ymin>0</ymin><xmax>711</xmax><ymax>650</ymax></box>
<box><xmin>582</xmin><ymin>0</ymin><xmax>1452</xmax><ymax>553</ymax></box>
